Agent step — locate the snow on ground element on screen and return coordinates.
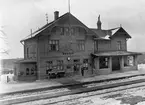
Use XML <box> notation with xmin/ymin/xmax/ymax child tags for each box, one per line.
<box><xmin>84</xmin><ymin>75</ymin><xmax>145</xmax><ymax>88</ymax></box>
<box><xmin>0</xmin><ymin>88</ymin><xmax>70</xmax><ymax>100</ymax></box>
<box><xmin>50</xmin><ymin>84</ymin><xmax>145</xmax><ymax>105</ymax></box>
<box><xmin>2</xmin><ymin>75</ymin><xmax>145</xmax><ymax>102</ymax></box>
<box><xmin>14</xmin><ymin>82</ymin><xmax>145</xmax><ymax>105</ymax></box>
<box><xmin>136</xmin><ymin>101</ymin><xmax>145</xmax><ymax>105</ymax></box>
<box><xmin>0</xmin><ymin>73</ymin><xmax>15</xmax><ymax>93</ymax></box>
<box><xmin>138</xmin><ymin>64</ymin><xmax>145</xmax><ymax>71</ymax></box>
<box><xmin>0</xmin><ymin>73</ymin><xmax>14</xmax><ymax>83</ymax></box>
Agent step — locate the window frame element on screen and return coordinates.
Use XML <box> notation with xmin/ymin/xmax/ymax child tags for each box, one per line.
<box><xmin>117</xmin><ymin>41</ymin><xmax>121</xmax><ymax>50</ymax></box>
<box><xmin>46</xmin><ymin>61</ymin><xmax>53</xmax><ymax>74</ymax></box>
<box><xmin>31</xmin><ymin>67</ymin><xmax>34</xmax><ymax>75</ymax></box>
<box><xmin>99</xmin><ymin>57</ymin><xmax>109</xmax><ymax>69</ymax></box>
<box><xmin>77</xmin><ymin>40</ymin><xmax>85</xmax><ymax>51</ymax></box>
<box><xmin>48</xmin><ymin>40</ymin><xmax>59</xmax><ymax>51</ymax></box>
<box><xmin>94</xmin><ymin>40</ymin><xmax>98</xmax><ymax>51</ymax></box>
<box><xmin>26</xmin><ymin>68</ymin><xmax>29</xmax><ymax>75</ymax></box>
<box><xmin>60</xmin><ymin>27</ymin><xmax>64</xmax><ymax>35</ymax></box>
<box><xmin>57</xmin><ymin>60</ymin><xmax>64</xmax><ymax>70</ymax></box>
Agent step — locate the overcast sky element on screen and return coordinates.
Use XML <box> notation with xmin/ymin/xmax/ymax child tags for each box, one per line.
<box><xmin>0</xmin><ymin>0</ymin><xmax>145</xmax><ymax>59</ymax></box>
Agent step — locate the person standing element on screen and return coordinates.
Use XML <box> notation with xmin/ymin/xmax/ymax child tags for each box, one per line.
<box><xmin>81</xmin><ymin>66</ymin><xmax>84</xmax><ymax>76</ymax></box>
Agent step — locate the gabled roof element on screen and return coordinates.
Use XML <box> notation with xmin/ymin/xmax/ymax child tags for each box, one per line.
<box><xmin>21</xmin><ymin>12</ymin><xmax>98</xmax><ymax>42</ymax></box>
<box><xmin>90</xmin><ymin>27</ymin><xmax>131</xmax><ymax>39</ymax></box>
<box><xmin>110</xmin><ymin>27</ymin><xmax>131</xmax><ymax>38</ymax></box>
<box><xmin>91</xmin><ymin>28</ymin><xmax>107</xmax><ymax>38</ymax></box>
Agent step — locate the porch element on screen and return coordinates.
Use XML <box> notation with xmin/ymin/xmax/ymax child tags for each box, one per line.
<box><xmin>14</xmin><ymin>59</ymin><xmax>37</xmax><ymax>81</ymax></box>
<box><xmin>91</xmin><ymin>51</ymin><xmax>142</xmax><ymax>75</ymax></box>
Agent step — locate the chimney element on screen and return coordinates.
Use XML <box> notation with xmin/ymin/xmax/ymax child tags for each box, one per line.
<box><xmin>54</xmin><ymin>11</ymin><xmax>59</xmax><ymax>20</ymax></box>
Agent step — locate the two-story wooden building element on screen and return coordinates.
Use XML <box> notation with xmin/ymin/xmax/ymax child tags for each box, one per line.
<box><xmin>15</xmin><ymin>11</ymin><xmax>141</xmax><ymax>81</ymax></box>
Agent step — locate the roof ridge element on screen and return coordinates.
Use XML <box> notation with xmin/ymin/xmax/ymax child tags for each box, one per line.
<box><xmin>108</xmin><ymin>27</ymin><xmax>120</xmax><ymax>31</ymax></box>
<box><xmin>27</xmin><ymin>12</ymin><xmax>69</xmax><ymax>36</ymax></box>
<box><xmin>21</xmin><ymin>12</ymin><xmax>98</xmax><ymax>42</ymax></box>
<box><xmin>21</xmin><ymin>12</ymin><xmax>70</xmax><ymax>41</ymax></box>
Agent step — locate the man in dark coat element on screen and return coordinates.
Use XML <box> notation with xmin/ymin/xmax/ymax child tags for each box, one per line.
<box><xmin>81</xmin><ymin>66</ymin><xmax>84</xmax><ymax>76</ymax></box>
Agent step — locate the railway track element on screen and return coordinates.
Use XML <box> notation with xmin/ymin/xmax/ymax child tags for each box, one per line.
<box><xmin>46</xmin><ymin>82</ymin><xmax>145</xmax><ymax>105</ymax></box>
<box><xmin>1</xmin><ymin>74</ymin><xmax>145</xmax><ymax>105</ymax></box>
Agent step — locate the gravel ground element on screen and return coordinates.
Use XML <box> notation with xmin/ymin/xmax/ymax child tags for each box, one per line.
<box><xmin>84</xmin><ymin>75</ymin><xmax>145</xmax><ymax>88</ymax></box>
<box><xmin>1</xmin><ymin>75</ymin><xmax>145</xmax><ymax>101</ymax></box>
<box><xmin>14</xmin><ymin>82</ymin><xmax>145</xmax><ymax>105</ymax></box>
<box><xmin>0</xmin><ymin>88</ymin><xmax>70</xmax><ymax>101</ymax></box>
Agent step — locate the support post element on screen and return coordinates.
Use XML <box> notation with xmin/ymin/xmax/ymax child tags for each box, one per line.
<box><xmin>94</xmin><ymin>57</ymin><xmax>99</xmax><ymax>71</ymax></box>
<box><xmin>133</xmin><ymin>55</ymin><xmax>138</xmax><ymax>70</ymax></box>
<box><xmin>109</xmin><ymin>56</ymin><xmax>112</xmax><ymax>72</ymax></box>
<box><xmin>96</xmin><ymin>57</ymin><xmax>99</xmax><ymax>70</ymax></box>
<box><xmin>120</xmin><ymin>56</ymin><xmax>124</xmax><ymax>71</ymax></box>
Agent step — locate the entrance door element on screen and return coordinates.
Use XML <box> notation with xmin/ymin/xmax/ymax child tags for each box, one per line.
<box><xmin>73</xmin><ymin>59</ymin><xmax>80</xmax><ymax>75</ymax></box>
<box><xmin>73</xmin><ymin>64</ymin><xmax>80</xmax><ymax>75</ymax></box>
<box><xmin>112</xmin><ymin>57</ymin><xmax>120</xmax><ymax>71</ymax></box>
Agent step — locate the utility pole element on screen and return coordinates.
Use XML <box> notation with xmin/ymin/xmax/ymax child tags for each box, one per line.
<box><xmin>68</xmin><ymin>0</ymin><xmax>71</xmax><ymax>13</ymax></box>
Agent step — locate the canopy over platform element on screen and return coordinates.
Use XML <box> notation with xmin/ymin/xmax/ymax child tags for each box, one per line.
<box><xmin>15</xmin><ymin>59</ymin><xmax>37</xmax><ymax>63</ymax></box>
<box><xmin>91</xmin><ymin>51</ymin><xmax>142</xmax><ymax>57</ymax></box>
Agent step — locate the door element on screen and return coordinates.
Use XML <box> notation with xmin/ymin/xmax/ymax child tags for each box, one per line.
<box><xmin>73</xmin><ymin>64</ymin><xmax>80</xmax><ymax>75</ymax></box>
<box><xmin>112</xmin><ymin>57</ymin><xmax>120</xmax><ymax>71</ymax></box>
<box><xmin>73</xmin><ymin>59</ymin><xmax>80</xmax><ymax>75</ymax></box>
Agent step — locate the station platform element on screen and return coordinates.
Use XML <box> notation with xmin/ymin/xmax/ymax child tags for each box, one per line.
<box><xmin>1</xmin><ymin>69</ymin><xmax>145</xmax><ymax>94</ymax></box>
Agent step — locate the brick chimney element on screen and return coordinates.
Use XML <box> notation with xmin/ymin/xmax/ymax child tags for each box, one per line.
<box><xmin>54</xmin><ymin>11</ymin><xmax>59</xmax><ymax>20</ymax></box>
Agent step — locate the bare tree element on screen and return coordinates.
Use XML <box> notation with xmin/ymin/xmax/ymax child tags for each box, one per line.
<box><xmin>0</xmin><ymin>26</ymin><xmax>9</xmax><ymax>55</ymax></box>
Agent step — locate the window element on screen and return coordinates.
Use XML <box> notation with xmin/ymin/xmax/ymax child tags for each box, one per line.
<box><xmin>99</xmin><ymin>57</ymin><xmax>109</xmax><ymax>69</ymax></box>
<box><xmin>31</xmin><ymin>68</ymin><xmax>34</xmax><ymax>75</ymax></box>
<box><xmin>83</xmin><ymin>59</ymin><xmax>88</xmax><ymax>63</ymax></box>
<box><xmin>83</xmin><ymin>59</ymin><xmax>89</xmax><ymax>70</ymax></box>
<box><xmin>94</xmin><ymin>41</ymin><xmax>98</xmax><ymax>51</ymax></box>
<box><xmin>46</xmin><ymin>61</ymin><xmax>53</xmax><ymax>74</ymax></box>
<box><xmin>65</xmin><ymin>27</ymin><xmax>69</xmax><ymax>35</ymax></box>
<box><xmin>26</xmin><ymin>68</ymin><xmax>29</xmax><ymax>75</ymax></box>
<box><xmin>117</xmin><ymin>41</ymin><xmax>121</xmax><ymax>50</ymax></box>
<box><xmin>60</xmin><ymin>27</ymin><xmax>64</xmax><ymax>35</ymax></box>
<box><xmin>124</xmin><ymin>56</ymin><xmax>134</xmax><ymax>66</ymax></box>
<box><xmin>49</xmin><ymin>40</ymin><xmax>59</xmax><ymax>51</ymax></box>
<box><xmin>65</xmin><ymin>27</ymin><xmax>74</xmax><ymax>35</ymax></box>
<box><xmin>74</xmin><ymin>59</ymin><xmax>80</xmax><ymax>63</ymax></box>
<box><xmin>57</xmin><ymin>60</ymin><xmax>63</xmax><ymax>70</ymax></box>
<box><xmin>71</xmin><ymin>28</ymin><xmax>75</xmax><ymax>35</ymax></box>
<box><xmin>77</xmin><ymin>40</ymin><xmax>85</xmax><ymax>51</ymax></box>
<box><xmin>78</xmin><ymin>27</ymin><xmax>86</xmax><ymax>34</ymax></box>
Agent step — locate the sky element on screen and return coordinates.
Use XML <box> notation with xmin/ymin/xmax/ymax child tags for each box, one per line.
<box><xmin>0</xmin><ymin>0</ymin><xmax>145</xmax><ymax>59</ymax></box>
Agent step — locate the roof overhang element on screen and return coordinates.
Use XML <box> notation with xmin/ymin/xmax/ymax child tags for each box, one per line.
<box><xmin>91</xmin><ymin>51</ymin><xmax>142</xmax><ymax>57</ymax></box>
<box><xmin>94</xmin><ymin>37</ymin><xmax>110</xmax><ymax>40</ymax></box>
<box><xmin>15</xmin><ymin>59</ymin><xmax>37</xmax><ymax>64</ymax></box>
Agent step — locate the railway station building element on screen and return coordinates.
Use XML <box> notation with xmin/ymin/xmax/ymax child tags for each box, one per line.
<box><xmin>14</xmin><ymin>11</ymin><xmax>142</xmax><ymax>81</ymax></box>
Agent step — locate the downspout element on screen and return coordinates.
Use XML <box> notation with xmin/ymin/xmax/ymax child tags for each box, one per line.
<box><xmin>36</xmin><ymin>36</ymin><xmax>40</xmax><ymax>80</ymax></box>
